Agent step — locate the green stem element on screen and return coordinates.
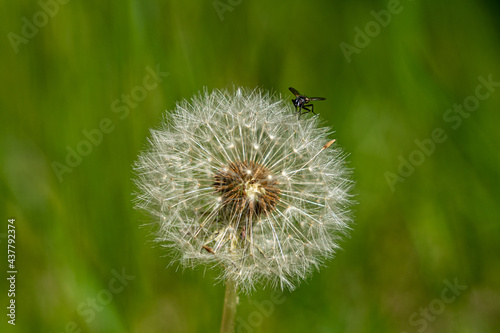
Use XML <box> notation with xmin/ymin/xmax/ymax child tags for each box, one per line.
<box><xmin>219</xmin><ymin>279</ymin><xmax>238</xmax><ymax>333</ymax></box>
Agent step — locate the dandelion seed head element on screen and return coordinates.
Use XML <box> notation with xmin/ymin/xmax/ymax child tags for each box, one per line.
<box><xmin>133</xmin><ymin>87</ymin><xmax>354</xmax><ymax>293</ymax></box>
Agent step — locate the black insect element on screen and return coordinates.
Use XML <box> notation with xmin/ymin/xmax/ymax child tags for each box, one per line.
<box><xmin>289</xmin><ymin>87</ymin><xmax>326</xmax><ymax>118</ymax></box>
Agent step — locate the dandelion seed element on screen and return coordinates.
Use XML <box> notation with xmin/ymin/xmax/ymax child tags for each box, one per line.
<box><xmin>133</xmin><ymin>87</ymin><xmax>353</xmax><ymax>293</ymax></box>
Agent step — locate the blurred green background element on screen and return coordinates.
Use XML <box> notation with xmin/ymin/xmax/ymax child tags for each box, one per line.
<box><xmin>1</xmin><ymin>0</ymin><xmax>499</xmax><ymax>332</ymax></box>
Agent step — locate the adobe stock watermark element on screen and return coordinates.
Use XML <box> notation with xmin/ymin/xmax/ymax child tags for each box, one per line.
<box><xmin>385</xmin><ymin>74</ymin><xmax>499</xmax><ymax>191</ymax></box>
<box><xmin>236</xmin><ymin>291</ymin><xmax>286</xmax><ymax>333</ymax></box>
<box><xmin>340</xmin><ymin>0</ymin><xmax>407</xmax><ymax>63</ymax></box>
<box><xmin>51</xmin><ymin>268</ymin><xmax>135</xmax><ymax>333</ymax></box>
<box><xmin>401</xmin><ymin>277</ymin><xmax>467</xmax><ymax>333</ymax></box>
<box><xmin>7</xmin><ymin>0</ymin><xmax>71</xmax><ymax>54</ymax></box>
<box><xmin>213</xmin><ymin>0</ymin><xmax>244</xmax><ymax>21</ymax></box>
<box><xmin>51</xmin><ymin>65</ymin><xmax>169</xmax><ymax>182</ymax></box>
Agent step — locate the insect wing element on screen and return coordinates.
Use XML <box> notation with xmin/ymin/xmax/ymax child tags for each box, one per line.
<box><xmin>308</xmin><ymin>97</ymin><xmax>326</xmax><ymax>101</ymax></box>
<box><xmin>289</xmin><ymin>87</ymin><xmax>301</xmax><ymax>97</ymax></box>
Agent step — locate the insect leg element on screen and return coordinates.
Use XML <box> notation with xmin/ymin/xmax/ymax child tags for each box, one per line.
<box><xmin>300</xmin><ymin>106</ymin><xmax>312</xmax><ymax>117</ymax></box>
<box><xmin>305</xmin><ymin>104</ymin><xmax>318</xmax><ymax>116</ymax></box>
<box><xmin>297</xmin><ymin>106</ymin><xmax>304</xmax><ymax>119</ymax></box>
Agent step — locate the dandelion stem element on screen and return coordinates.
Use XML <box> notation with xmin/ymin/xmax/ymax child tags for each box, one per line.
<box><xmin>220</xmin><ymin>279</ymin><xmax>238</xmax><ymax>333</ymax></box>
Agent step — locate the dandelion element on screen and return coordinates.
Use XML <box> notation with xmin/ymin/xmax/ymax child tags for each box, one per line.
<box><xmin>133</xmin><ymin>87</ymin><xmax>353</xmax><ymax>331</ymax></box>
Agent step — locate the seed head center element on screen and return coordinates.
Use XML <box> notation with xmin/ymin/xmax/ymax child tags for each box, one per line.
<box><xmin>213</xmin><ymin>161</ymin><xmax>280</xmax><ymax>217</ymax></box>
<box><xmin>245</xmin><ymin>181</ymin><xmax>265</xmax><ymax>200</ymax></box>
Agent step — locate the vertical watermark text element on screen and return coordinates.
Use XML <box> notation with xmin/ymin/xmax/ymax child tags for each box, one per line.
<box><xmin>6</xmin><ymin>218</ymin><xmax>17</xmax><ymax>326</ymax></box>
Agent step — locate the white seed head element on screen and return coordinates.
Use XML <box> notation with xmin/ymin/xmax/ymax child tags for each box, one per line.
<box><xmin>133</xmin><ymin>87</ymin><xmax>353</xmax><ymax>293</ymax></box>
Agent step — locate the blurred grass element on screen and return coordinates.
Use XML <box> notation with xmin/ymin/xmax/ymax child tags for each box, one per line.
<box><xmin>1</xmin><ymin>0</ymin><xmax>500</xmax><ymax>332</ymax></box>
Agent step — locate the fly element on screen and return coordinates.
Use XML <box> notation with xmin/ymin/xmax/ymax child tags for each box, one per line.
<box><xmin>289</xmin><ymin>87</ymin><xmax>326</xmax><ymax>118</ymax></box>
